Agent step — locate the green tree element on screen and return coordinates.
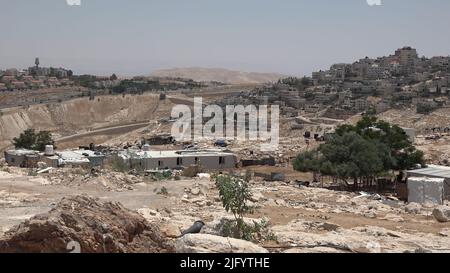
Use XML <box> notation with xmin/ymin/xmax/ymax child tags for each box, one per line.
<box><xmin>321</xmin><ymin>132</ymin><xmax>387</xmax><ymax>189</ymax></box>
<box><xmin>338</xmin><ymin>116</ymin><xmax>424</xmax><ymax>171</ymax></box>
<box><xmin>35</xmin><ymin>130</ymin><xmax>55</xmax><ymax>151</ymax></box>
<box><xmin>293</xmin><ymin>150</ymin><xmax>321</xmax><ymax>173</ymax></box>
<box><xmin>12</xmin><ymin>129</ymin><xmax>36</xmax><ymax>150</ymax></box>
<box><xmin>294</xmin><ymin>117</ymin><xmax>424</xmax><ymax>190</ymax></box>
<box><xmin>13</xmin><ymin>129</ymin><xmax>54</xmax><ymax>152</ymax></box>
<box><xmin>215</xmin><ymin>174</ymin><xmax>255</xmax><ymax>240</ymax></box>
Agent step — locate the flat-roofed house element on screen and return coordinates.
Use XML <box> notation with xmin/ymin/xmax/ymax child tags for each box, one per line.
<box><xmin>22</xmin><ymin>76</ymin><xmax>34</xmax><ymax>83</ymax></box>
<box><xmin>46</xmin><ymin>77</ymin><xmax>60</xmax><ymax>87</ymax></box>
<box><xmin>4</xmin><ymin>149</ymin><xmax>40</xmax><ymax>167</ymax></box>
<box><xmin>55</xmin><ymin>150</ymin><xmax>105</xmax><ymax>168</ymax></box>
<box><xmin>11</xmin><ymin>81</ymin><xmax>27</xmax><ymax>90</ymax></box>
<box><xmin>118</xmin><ymin>149</ymin><xmax>237</xmax><ymax>171</ymax></box>
<box><xmin>1</xmin><ymin>76</ymin><xmax>15</xmax><ymax>83</ymax></box>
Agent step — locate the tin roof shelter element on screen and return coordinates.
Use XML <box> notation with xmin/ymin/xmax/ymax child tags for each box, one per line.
<box><xmin>407</xmin><ymin>165</ymin><xmax>450</xmax><ymax>202</ymax></box>
<box><xmin>407</xmin><ymin>165</ymin><xmax>450</xmax><ymax>179</ymax></box>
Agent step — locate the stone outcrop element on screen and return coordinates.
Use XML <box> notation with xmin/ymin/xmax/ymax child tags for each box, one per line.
<box><xmin>433</xmin><ymin>206</ymin><xmax>450</xmax><ymax>223</ymax></box>
<box><xmin>0</xmin><ymin>195</ymin><xmax>174</xmax><ymax>253</ymax></box>
<box><xmin>175</xmin><ymin>234</ymin><xmax>268</xmax><ymax>253</ymax></box>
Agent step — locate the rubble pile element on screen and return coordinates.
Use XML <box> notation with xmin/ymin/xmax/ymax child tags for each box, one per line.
<box><xmin>229</xmin><ymin>140</ymin><xmax>310</xmax><ymax>166</ymax></box>
<box><xmin>0</xmin><ymin>195</ymin><xmax>174</xmax><ymax>253</ymax></box>
<box><xmin>271</xmin><ymin>220</ymin><xmax>450</xmax><ymax>253</ymax></box>
<box><xmin>44</xmin><ymin>168</ymin><xmax>142</xmax><ymax>191</ymax></box>
<box><xmin>0</xmin><ymin>190</ymin><xmax>39</xmax><ymax>208</ymax></box>
<box><xmin>2</xmin><ymin>164</ymin><xmax>450</xmax><ymax>253</ymax></box>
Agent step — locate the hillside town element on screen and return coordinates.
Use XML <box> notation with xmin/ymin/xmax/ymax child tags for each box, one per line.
<box><xmin>220</xmin><ymin>47</ymin><xmax>450</xmax><ymax>122</ymax></box>
<box><xmin>0</xmin><ymin>58</ymin><xmax>75</xmax><ymax>91</ymax></box>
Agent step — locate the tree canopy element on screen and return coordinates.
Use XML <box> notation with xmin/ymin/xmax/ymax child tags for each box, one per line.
<box><xmin>294</xmin><ymin>116</ymin><xmax>425</xmax><ymax>189</ymax></box>
<box><xmin>13</xmin><ymin>129</ymin><xmax>55</xmax><ymax>152</ymax></box>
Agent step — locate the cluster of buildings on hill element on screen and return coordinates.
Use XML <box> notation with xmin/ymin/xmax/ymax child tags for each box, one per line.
<box><xmin>0</xmin><ymin>58</ymin><xmax>74</xmax><ymax>91</ymax></box>
<box><xmin>216</xmin><ymin>47</ymin><xmax>450</xmax><ymax>121</ymax></box>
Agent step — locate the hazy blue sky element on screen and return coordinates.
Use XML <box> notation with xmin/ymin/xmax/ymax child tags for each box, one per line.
<box><xmin>1</xmin><ymin>0</ymin><xmax>450</xmax><ymax>76</ymax></box>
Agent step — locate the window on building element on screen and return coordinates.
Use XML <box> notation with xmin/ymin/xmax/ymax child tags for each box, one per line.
<box><xmin>158</xmin><ymin>161</ymin><xmax>162</xmax><ymax>167</ymax></box>
<box><xmin>219</xmin><ymin>156</ymin><xmax>225</xmax><ymax>165</ymax></box>
<box><xmin>195</xmin><ymin>157</ymin><xmax>199</xmax><ymax>164</ymax></box>
<box><xmin>177</xmin><ymin>157</ymin><xmax>183</xmax><ymax>166</ymax></box>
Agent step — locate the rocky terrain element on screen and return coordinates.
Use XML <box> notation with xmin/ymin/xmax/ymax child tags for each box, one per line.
<box><xmin>1</xmin><ymin>166</ymin><xmax>449</xmax><ymax>253</ymax></box>
<box><xmin>1</xmin><ymin>87</ymin><xmax>450</xmax><ymax>253</ymax></box>
<box><xmin>378</xmin><ymin>108</ymin><xmax>450</xmax><ymax>133</ymax></box>
<box><xmin>0</xmin><ymin>195</ymin><xmax>174</xmax><ymax>253</ymax></box>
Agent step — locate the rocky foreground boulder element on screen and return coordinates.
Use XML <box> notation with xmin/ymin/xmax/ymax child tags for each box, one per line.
<box><xmin>175</xmin><ymin>234</ymin><xmax>268</xmax><ymax>253</ymax></box>
<box><xmin>0</xmin><ymin>195</ymin><xmax>174</xmax><ymax>253</ymax></box>
<box><xmin>433</xmin><ymin>206</ymin><xmax>450</xmax><ymax>223</ymax></box>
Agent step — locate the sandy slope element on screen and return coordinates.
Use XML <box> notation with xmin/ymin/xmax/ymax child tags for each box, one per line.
<box><xmin>151</xmin><ymin>67</ymin><xmax>288</xmax><ymax>84</ymax></box>
<box><xmin>0</xmin><ymin>94</ymin><xmax>162</xmax><ymax>151</ymax></box>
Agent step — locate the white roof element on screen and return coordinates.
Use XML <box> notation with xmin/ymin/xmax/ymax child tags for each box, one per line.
<box><xmin>72</xmin><ymin>150</ymin><xmax>103</xmax><ymax>157</ymax></box>
<box><xmin>119</xmin><ymin>149</ymin><xmax>234</xmax><ymax>159</ymax></box>
<box><xmin>407</xmin><ymin>165</ymin><xmax>450</xmax><ymax>179</ymax></box>
<box><xmin>6</xmin><ymin>149</ymin><xmax>39</xmax><ymax>156</ymax></box>
<box><xmin>57</xmin><ymin>151</ymin><xmax>90</xmax><ymax>164</ymax></box>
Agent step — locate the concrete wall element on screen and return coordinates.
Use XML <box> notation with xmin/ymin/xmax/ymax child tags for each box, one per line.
<box><xmin>408</xmin><ymin>177</ymin><xmax>444</xmax><ymax>205</ymax></box>
<box><xmin>4</xmin><ymin>152</ymin><xmax>25</xmax><ymax>167</ymax></box>
<box><xmin>445</xmin><ymin>179</ymin><xmax>450</xmax><ymax>201</ymax></box>
<box><xmin>128</xmin><ymin>154</ymin><xmax>236</xmax><ymax>170</ymax></box>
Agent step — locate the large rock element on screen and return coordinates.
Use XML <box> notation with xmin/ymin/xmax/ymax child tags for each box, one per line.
<box><xmin>284</xmin><ymin>247</ymin><xmax>346</xmax><ymax>253</ymax></box>
<box><xmin>175</xmin><ymin>234</ymin><xmax>268</xmax><ymax>253</ymax></box>
<box><xmin>182</xmin><ymin>165</ymin><xmax>202</xmax><ymax>178</ymax></box>
<box><xmin>160</xmin><ymin>222</ymin><xmax>182</xmax><ymax>238</ymax></box>
<box><xmin>381</xmin><ymin>213</ymin><xmax>405</xmax><ymax>223</ymax></box>
<box><xmin>433</xmin><ymin>206</ymin><xmax>450</xmax><ymax>223</ymax></box>
<box><xmin>405</xmin><ymin>203</ymin><xmax>422</xmax><ymax>214</ymax></box>
<box><xmin>0</xmin><ymin>195</ymin><xmax>174</xmax><ymax>253</ymax></box>
<box><xmin>249</xmin><ymin>192</ymin><xmax>266</xmax><ymax>203</ymax></box>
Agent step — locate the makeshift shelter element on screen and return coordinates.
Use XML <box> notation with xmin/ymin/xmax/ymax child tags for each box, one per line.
<box><xmin>4</xmin><ymin>149</ymin><xmax>40</xmax><ymax>167</ymax></box>
<box><xmin>407</xmin><ymin>177</ymin><xmax>444</xmax><ymax>205</ymax></box>
<box><xmin>407</xmin><ymin>165</ymin><xmax>450</xmax><ymax>204</ymax></box>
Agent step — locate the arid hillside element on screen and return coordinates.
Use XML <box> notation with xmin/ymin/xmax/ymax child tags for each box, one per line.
<box><xmin>378</xmin><ymin>108</ymin><xmax>450</xmax><ymax>132</ymax></box>
<box><xmin>0</xmin><ymin>94</ymin><xmax>164</xmax><ymax>151</ymax></box>
<box><xmin>151</xmin><ymin>67</ymin><xmax>288</xmax><ymax>84</ymax></box>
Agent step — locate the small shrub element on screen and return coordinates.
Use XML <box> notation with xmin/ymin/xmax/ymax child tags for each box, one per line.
<box><xmin>219</xmin><ymin>218</ymin><xmax>275</xmax><ymax>243</ymax></box>
<box><xmin>215</xmin><ymin>174</ymin><xmax>256</xmax><ymax>241</ymax></box>
<box><xmin>157</xmin><ymin>186</ymin><xmax>169</xmax><ymax>196</ymax></box>
<box><xmin>111</xmin><ymin>157</ymin><xmax>130</xmax><ymax>173</ymax></box>
<box><xmin>152</xmin><ymin>170</ymin><xmax>172</xmax><ymax>180</ymax></box>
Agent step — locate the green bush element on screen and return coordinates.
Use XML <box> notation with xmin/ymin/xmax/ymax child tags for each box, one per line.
<box><xmin>220</xmin><ymin>218</ymin><xmax>276</xmax><ymax>242</ymax></box>
<box><xmin>215</xmin><ymin>174</ymin><xmax>257</xmax><ymax>241</ymax></box>
<box><xmin>157</xmin><ymin>186</ymin><xmax>169</xmax><ymax>196</ymax></box>
<box><xmin>13</xmin><ymin>129</ymin><xmax>55</xmax><ymax>152</ymax></box>
<box><xmin>152</xmin><ymin>170</ymin><xmax>172</xmax><ymax>180</ymax></box>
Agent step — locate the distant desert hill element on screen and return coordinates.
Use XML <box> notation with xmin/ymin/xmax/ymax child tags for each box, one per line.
<box><xmin>151</xmin><ymin>67</ymin><xmax>288</xmax><ymax>84</ymax></box>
